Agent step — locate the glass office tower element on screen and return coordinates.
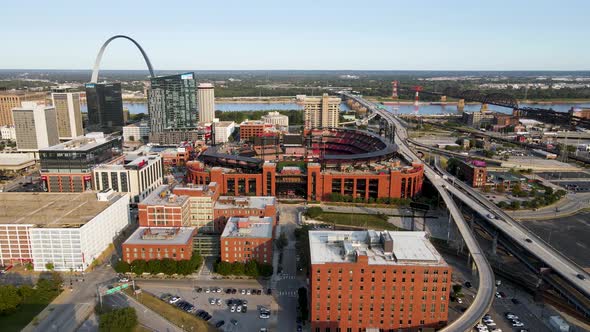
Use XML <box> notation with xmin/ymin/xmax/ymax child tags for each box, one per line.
<box><xmin>85</xmin><ymin>82</ymin><xmax>124</xmax><ymax>132</ymax></box>
<box><xmin>148</xmin><ymin>72</ymin><xmax>198</xmax><ymax>133</ymax></box>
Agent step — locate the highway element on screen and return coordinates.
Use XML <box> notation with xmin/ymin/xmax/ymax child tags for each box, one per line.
<box><xmin>432</xmin><ymin>156</ymin><xmax>590</xmax><ymax>299</ymax></box>
<box><xmin>342</xmin><ymin>92</ymin><xmax>496</xmax><ymax>331</ymax></box>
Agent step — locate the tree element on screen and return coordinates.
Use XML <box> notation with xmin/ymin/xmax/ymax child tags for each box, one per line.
<box><xmin>231</xmin><ymin>262</ymin><xmax>245</xmax><ymax>275</ymax></box>
<box><xmin>306</xmin><ymin>207</ymin><xmax>322</xmax><ymax>219</ymax></box>
<box><xmin>131</xmin><ymin>259</ymin><xmax>147</xmax><ymax>275</ymax></box>
<box><xmin>544</xmin><ymin>187</ymin><xmax>554</xmax><ymax>196</ymax></box>
<box><xmin>161</xmin><ymin>259</ymin><xmax>177</xmax><ymax>275</ymax></box>
<box><xmin>190</xmin><ymin>252</ymin><xmax>203</xmax><ymax>271</ymax></box>
<box><xmin>276</xmin><ymin>231</ymin><xmax>288</xmax><ymax>250</ymax></box>
<box><xmin>0</xmin><ymin>285</ymin><xmax>22</xmax><ymax>315</ymax></box>
<box><xmin>45</xmin><ymin>262</ymin><xmax>55</xmax><ymax>271</ymax></box>
<box><xmin>147</xmin><ymin>260</ymin><xmax>162</xmax><ymax>274</ymax></box>
<box><xmin>176</xmin><ymin>260</ymin><xmax>193</xmax><ymax>275</ymax></box>
<box><xmin>114</xmin><ymin>261</ymin><xmax>130</xmax><ymax>274</ymax></box>
<box><xmin>244</xmin><ymin>260</ymin><xmax>259</xmax><ymax>277</ymax></box>
<box><xmin>258</xmin><ymin>263</ymin><xmax>273</xmax><ymax>277</ymax></box>
<box><xmin>99</xmin><ymin>307</ymin><xmax>138</xmax><ymax>332</ymax></box>
<box><xmin>298</xmin><ymin>287</ymin><xmax>309</xmax><ymax>321</ymax></box>
<box><xmin>214</xmin><ymin>261</ymin><xmax>233</xmax><ymax>276</ymax></box>
<box><xmin>509</xmin><ymin>201</ymin><xmax>521</xmax><ymax>210</ymax></box>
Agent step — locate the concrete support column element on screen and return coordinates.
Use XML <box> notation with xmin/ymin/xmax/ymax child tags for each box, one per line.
<box><xmin>491</xmin><ymin>232</ymin><xmax>498</xmax><ymax>256</ymax></box>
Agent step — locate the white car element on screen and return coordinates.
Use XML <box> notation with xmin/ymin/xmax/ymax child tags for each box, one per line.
<box><xmin>169</xmin><ymin>296</ymin><xmax>181</xmax><ymax>304</ymax></box>
<box><xmin>209</xmin><ymin>298</ymin><xmax>215</xmax><ymax>305</ymax></box>
<box><xmin>485</xmin><ymin>322</ymin><xmax>497</xmax><ymax>327</ymax></box>
<box><xmin>237</xmin><ymin>306</ymin><xmax>242</xmax><ymax>312</ymax></box>
<box><xmin>495</xmin><ymin>292</ymin><xmax>502</xmax><ymax>298</ymax></box>
<box><xmin>241</xmin><ymin>289</ymin><xmax>246</xmax><ymax>295</ymax></box>
<box><xmin>230</xmin><ymin>306</ymin><xmax>236</xmax><ymax>313</ymax></box>
<box><xmin>247</xmin><ymin>289</ymin><xmax>251</xmax><ymax>295</ymax></box>
<box><xmin>205</xmin><ymin>288</ymin><xmax>211</xmax><ymax>293</ymax></box>
<box><xmin>457</xmin><ymin>298</ymin><xmax>463</xmax><ymax>304</ymax></box>
<box><xmin>512</xmin><ymin>322</ymin><xmax>524</xmax><ymax>327</ymax></box>
<box><xmin>259</xmin><ymin>313</ymin><xmax>270</xmax><ymax>319</ymax></box>
<box><xmin>216</xmin><ymin>298</ymin><xmax>222</xmax><ymax>306</ymax></box>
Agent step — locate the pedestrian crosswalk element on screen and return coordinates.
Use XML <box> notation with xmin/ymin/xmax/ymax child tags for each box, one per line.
<box><xmin>276</xmin><ymin>274</ymin><xmax>296</xmax><ymax>280</ymax></box>
<box><xmin>277</xmin><ymin>290</ymin><xmax>298</xmax><ymax>297</ymax></box>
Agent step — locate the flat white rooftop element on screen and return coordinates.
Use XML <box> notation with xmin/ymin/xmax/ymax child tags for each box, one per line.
<box><xmin>309</xmin><ymin>230</ymin><xmax>447</xmax><ymax>266</ymax></box>
<box><xmin>124</xmin><ymin>227</ymin><xmax>195</xmax><ymax>245</ymax></box>
<box><xmin>215</xmin><ymin>196</ymin><xmax>276</xmax><ymax>210</ymax></box>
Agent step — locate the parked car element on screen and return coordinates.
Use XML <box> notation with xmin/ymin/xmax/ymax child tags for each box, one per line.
<box><xmin>169</xmin><ymin>296</ymin><xmax>181</xmax><ymax>304</ymax></box>
<box><xmin>215</xmin><ymin>321</ymin><xmax>225</xmax><ymax>328</ymax></box>
<box><xmin>464</xmin><ymin>281</ymin><xmax>472</xmax><ymax>288</ymax></box>
<box><xmin>231</xmin><ymin>319</ymin><xmax>238</xmax><ymax>326</ymax></box>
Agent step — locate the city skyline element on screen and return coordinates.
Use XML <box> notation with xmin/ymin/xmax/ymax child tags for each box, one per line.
<box><xmin>1</xmin><ymin>0</ymin><xmax>589</xmax><ymax>71</ymax></box>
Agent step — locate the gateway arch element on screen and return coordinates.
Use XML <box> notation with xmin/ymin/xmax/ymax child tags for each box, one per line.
<box><xmin>90</xmin><ymin>35</ymin><xmax>155</xmax><ymax>83</ymax></box>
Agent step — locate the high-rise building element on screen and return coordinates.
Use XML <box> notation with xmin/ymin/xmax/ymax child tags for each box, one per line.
<box><xmin>304</xmin><ymin>93</ymin><xmax>341</xmax><ymax>129</ymax></box>
<box><xmin>0</xmin><ymin>91</ymin><xmax>48</xmax><ymax>126</ymax></box>
<box><xmin>309</xmin><ymin>230</ymin><xmax>451</xmax><ymax>331</ymax></box>
<box><xmin>51</xmin><ymin>89</ymin><xmax>84</xmax><ymax>140</ymax></box>
<box><xmin>148</xmin><ymin>72</ymin><xmax>198</xmax><ymax>134</ymax></box>
<box><xmin>85</xmin><ymin>83</ymin><xmax>124</xmax><ymax>132</ymax></box>
<box><xmin>12</xmin><ymin>102</ymin><xmax>59</xmax><ymax>152</ymax></box>
<box><xmin>197</xmin><ymin>83</ymin><xmax>215</xmax><ymax>123</ymax></box>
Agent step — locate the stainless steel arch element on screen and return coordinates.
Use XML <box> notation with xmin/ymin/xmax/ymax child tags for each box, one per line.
<box><xmin>90</xmin><ymin>35</ymin><xmax>155</xmax><ymax>83</ymax></box>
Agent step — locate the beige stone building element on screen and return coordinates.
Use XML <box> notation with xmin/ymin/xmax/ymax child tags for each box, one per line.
<box><xmin>0</xmin><ymin>91</ymin><xmax>47</xmax><ymax>126</ymax></box>
<box><xmin>12</xmin><ymin>102</ymin><xmax>59</xmax><ymax>152</ymax></box>
<box><xmin>51</xmin><ymin>91</ymin><xmax>84</xmax><ymax>140</ymax></box>
<box><xmin>303</xmin><ymin>93</ymin><xmax>341</xmax><ymax>129</ymax></box>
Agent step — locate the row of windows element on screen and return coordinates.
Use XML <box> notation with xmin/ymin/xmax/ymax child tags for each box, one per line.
<box><xmin>316</xmin><ymin>268</ymin><xmax>448</xmax><ymax>275</ymax></box>
<box><xmin>314</xmin><ymin>302</ymin><xmax>447</xmax><ymax>313</ymax></box>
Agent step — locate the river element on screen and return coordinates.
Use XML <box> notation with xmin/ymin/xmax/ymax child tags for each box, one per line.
<box><xmin>81</xmin><ymin>101</ymin><xmax>590</xmax><ymax>115</ymax></box>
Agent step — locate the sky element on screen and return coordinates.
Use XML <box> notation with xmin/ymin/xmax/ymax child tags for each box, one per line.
<box><xmin>1</xmin><ymin>0</ymin><xmax>589</xmax><ymax>71</ymax></box>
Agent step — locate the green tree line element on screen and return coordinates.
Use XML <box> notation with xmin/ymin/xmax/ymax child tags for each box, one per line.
<box><xmin>114</xmin><ymin>252</ymin><xmax>203</xmax><ymax>276</ymax></box>
<box><xmin>213</xmin><ymin>260</ymin><xmax>272</xmax><ymax>277</ymax></box>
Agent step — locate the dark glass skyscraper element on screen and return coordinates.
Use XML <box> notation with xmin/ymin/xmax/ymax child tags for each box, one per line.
<box><xmin>148</xmin><ymin>72</ymin><xmax>198</xmax><ymax>133</ymax></box>
<box><xmin>85</xmin><ymin>82</ymin><xmax>124</xmax><ymax>132</ymax></box>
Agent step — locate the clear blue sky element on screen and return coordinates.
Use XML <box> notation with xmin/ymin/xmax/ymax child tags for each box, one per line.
<box><xmin>1</xmin><ymin>0</ymin><xmax>588</xmax><ymax>70</ymax></box>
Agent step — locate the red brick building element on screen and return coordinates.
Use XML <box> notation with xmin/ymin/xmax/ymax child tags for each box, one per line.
<box><xmin>459</xmin><ymin>160</ymin><xmax>487</xmax><ymax>188</ymax></box>
<box><xmin>186</xmin><ymin>162</ymin><xmax>424</xmax><ymax>201</ymax></box>
<box><xmin>309</xmin><ymin>230</ymin><xmax>451</xmax><ymax>332</ymax></box>
<box><xmin>213</xmin><ymin>196</ymin><xmax>277</xmax><ymax>232</ymax></box>
<box><xmin>239</xmin><ymin>120</ymin><xmax>273</xmax><ymax>142</ymax></box>
<box><xmin>138</xmin><ymin>185</ymin><xmax>190</xmax><ymax>227</ymax></box>
<box><xmin>220</xmin><ymin>217</ymin><xmax>273</xmax><ymax>264</ymax></box>
<box><xmin>122</xmin><ymin>227</ymin><xmax>196</xmax><ymax>263</ymax></box>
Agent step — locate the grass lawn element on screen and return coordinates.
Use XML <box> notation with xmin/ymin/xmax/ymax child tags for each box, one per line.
<box><xmin>0</xmin><ymin>303</ymin><xmax>55</xmax><ymax>332</ymax></box>
<box><xmin>124</xmin><ymin>289</ymin><xmax>215</xmax><ymax>332</ymax></box>
<box><xmin>315</xmin><ymin>212</ymin><xmax>400</xmax><ymax>231</ymax></box>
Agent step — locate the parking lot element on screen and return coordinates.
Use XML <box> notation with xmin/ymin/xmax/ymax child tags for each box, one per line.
<box><xmin>142</xmin><ymin>283</ymin><xmax>275</xmax><ymax>332</ymax></box>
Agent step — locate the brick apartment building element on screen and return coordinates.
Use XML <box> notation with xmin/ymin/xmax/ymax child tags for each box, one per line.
<box><xmin>173</xmin><ymin>182</ymin><xmax>220</xmax><ymax>233</ymax></box>
<box><xmin>138</xmin><ymin>185</ymin><xmax>190</xmax><ymax>227</ymax></box>
<box><xmin>239</xmin><ymin>120</ymin><xmax>273</xmax><ymax>141</ymax></box>
<box><xmin>213</xmin><ymin>196</ymin><xmax>277</xmax><ymax>232</ymax></box>
<box><xmin>309</xmin><ymin>230</ymin><xmax>451</xmax><ymax>332</ymax></box>
<box><xmin>459</xmin><ymin>160</ymin><xmax>487</xmax><ymax>188</ymax></box>
<box><xmin>122</xmin><ymin>227</ymin><xmax>196</xmax><ymax>263</ymax></box>
<box><xmin>220</xmin><ymin>216</ymin><xmax>273</xmax><ymax>264</ymax></box>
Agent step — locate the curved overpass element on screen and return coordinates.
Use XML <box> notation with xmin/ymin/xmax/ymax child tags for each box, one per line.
<box><xmin>342</xmin><ymin>92</ymin><xmax>495</xmax><ymax>331</ymax></box>
<box><xmin>90</xmin><ymin>35</ymin><xmax>155</xmax><ymax>83</ymax></box>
